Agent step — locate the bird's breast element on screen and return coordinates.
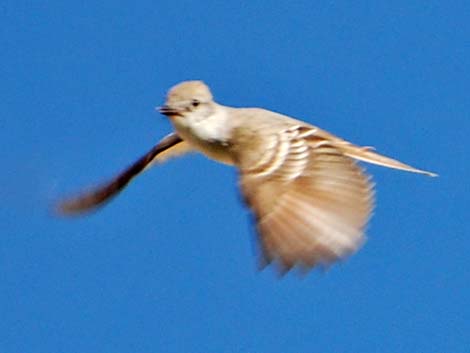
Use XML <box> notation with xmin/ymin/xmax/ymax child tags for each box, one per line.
<box><xmin>173</xmin><ymin>120</ymin><xmax>235</xmax><ymax>165</ymax></box>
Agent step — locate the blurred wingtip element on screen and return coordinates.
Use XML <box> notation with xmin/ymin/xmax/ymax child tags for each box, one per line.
<box><xmin>416</xmin><ymin>169</ymin><xmax>438</xmax><ymax>177</ymax></box>
<box><xmin>52</xmin><ymin>201</ymin><xmax>89</xmax><ymax>217</ymax></box>
<box><xmin>52</xmin><ymin>192</ymin><xmax>105</xmax><ymax>217</ymax></box>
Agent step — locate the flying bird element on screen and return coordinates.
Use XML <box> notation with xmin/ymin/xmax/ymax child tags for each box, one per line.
<box><xmin>58</xmin><ymin>81</ymin><xmax>436</xmax><ymax>273</ymax></box>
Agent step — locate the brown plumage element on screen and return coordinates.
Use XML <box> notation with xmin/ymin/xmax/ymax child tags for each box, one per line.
<box><xmin>241</xmin><ymin>132</ymin><xmax>372</xmax><ymax>270</ymax></box>
<box><xmin>57</xmin><ymin>80</ymin><xmax>436</xmax><ymax>274</ymax></box>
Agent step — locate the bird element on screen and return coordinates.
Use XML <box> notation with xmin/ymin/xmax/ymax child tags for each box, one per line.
<box><xmin>57</xmin><ymin>80</ymin><xmax>436</xmax><ymax>273</ymax></box>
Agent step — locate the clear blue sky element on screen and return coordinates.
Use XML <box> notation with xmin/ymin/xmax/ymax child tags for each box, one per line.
<box><xmin>2</xmin><ymin>1</ymin><xmax>469</xmax><ymax>352</ymax></box>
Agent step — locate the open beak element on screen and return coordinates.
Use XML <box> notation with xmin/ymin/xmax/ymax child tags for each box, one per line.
<box><xmin>157</xmin><ymin>105</ymin><xmax>182</xmax><ymax>117</ymax></box>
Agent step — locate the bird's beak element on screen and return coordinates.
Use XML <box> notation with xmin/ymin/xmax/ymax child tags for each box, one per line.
<box><xmin>157</xmin><ymin>105</ymin><xmax>182</xmax><ymax>117</ymax></box>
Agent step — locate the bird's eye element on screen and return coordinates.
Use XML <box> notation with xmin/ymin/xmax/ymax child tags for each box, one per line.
<box><xmin>191</xmin><ymin>99</ymin><xmax>200</xmax><ymax>108</ymax></box>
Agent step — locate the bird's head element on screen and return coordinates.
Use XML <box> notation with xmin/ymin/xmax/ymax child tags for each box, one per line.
<box><xmin>158</xmin><ymin>81</ymin><xmax>216</xmax><ymax>127</ymax></box>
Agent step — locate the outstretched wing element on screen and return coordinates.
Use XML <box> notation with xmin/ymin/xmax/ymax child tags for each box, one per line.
<box><xmin>312</xmin><ymin>128</ymin><xmax>437</xmax><ymax>176</ymax></box>
<box><xmin>239</xmin><ymin>126</ymin><xmax>374</xmax><ymax>273</ymax></box>
<box><xmin>57</xmin><ymin>133</ymin><xmax>190</xmax><ymax>215</ymax></box>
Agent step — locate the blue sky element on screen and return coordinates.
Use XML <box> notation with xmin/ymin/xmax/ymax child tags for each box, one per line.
<box><xmin>1</xmin><ymin>1</ymin><xmax>469</xmax><ymax>352</ymax></box>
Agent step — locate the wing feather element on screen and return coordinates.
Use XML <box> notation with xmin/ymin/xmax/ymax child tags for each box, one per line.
<box><xmin>239</xmin><ymin>127</ymin><xmax>374</xmax><ymax>272</ymax></box>
<box><xmin>57</xmin><ymin>133</ymin><xmax>190</xmax><ymax>215</ymax></box>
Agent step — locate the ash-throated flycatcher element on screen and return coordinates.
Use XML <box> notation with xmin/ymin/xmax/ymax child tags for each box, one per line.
<box><xmin>58</xmin><ymin>81</ymin><xmax>436</xmax><ymax>273</ymax></box>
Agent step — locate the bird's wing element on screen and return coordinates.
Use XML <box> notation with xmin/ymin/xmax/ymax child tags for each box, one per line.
<box><xmin>312</xmin><ymin>128</ymin><xmax>437</xmax><ymax>176</ymax></box>
<box><xmin>238</xmin><ymin>126</ymin><xmax>374</xmax><ymax>273</ymax></box>
<box><xmin>57</xmin><ymin>133</ymin><xmax>191</xmax><ymax>215</ymax></box>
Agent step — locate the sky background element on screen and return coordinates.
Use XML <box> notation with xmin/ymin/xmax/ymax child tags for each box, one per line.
<box><xmin>1</xmin><ymin>1</ymin><xmax>469</xmax><ymax>352</ymax></box>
